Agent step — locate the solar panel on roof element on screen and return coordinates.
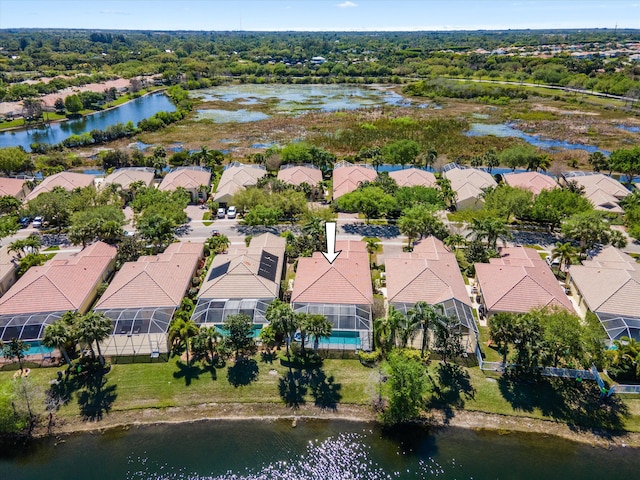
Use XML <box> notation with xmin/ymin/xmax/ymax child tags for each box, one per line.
<box><xmin>208</xmin><ymin>261</ymin><xmax>230</xmax><ymax>281</ymax></box>
<box><xmin>258</xmin><ymin>250</ymin><xmax>279</xmax><ymax>282</ymax></box>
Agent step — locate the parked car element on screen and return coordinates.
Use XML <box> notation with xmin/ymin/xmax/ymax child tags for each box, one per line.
<box><xmin>19</xmin><ymin>216</ymin><xmax>31</xmax><ymax>228</ymax></box>
<box><xmin>211</xmin><ymin>230</ymin><xmax>221</xmax><ymax>237</ymax></box>
<box><xmin>217</xmin><ymin>207</ymin><xmax>226</xmax><ymax>219</ymax></box>
<box><xmin>32</xmin><ymin>216</ymin><xmax>43</xmax><ymax>228</ymax></box>
<box><xmin>545</xmin><ymin>255</ymin><xmax>560</xmax><ymax>267</ymax></box>
<box><xmin>227</xmin><ymin>206</ymin><xmax>237</xmax><ymax>219</ymax></box>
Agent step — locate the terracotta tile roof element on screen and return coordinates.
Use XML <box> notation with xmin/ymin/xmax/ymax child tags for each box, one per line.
<box><xmin>25</xmin><ymin>172</ymin><xmax>95</xmax><ymax>201</ymax></box>
<box><xmin>213</xmin><ymin>163</ymin><xmax>267</xmax><ymax>203</ymax></box>
<box><xmin>389</xmin><ymin>168</ymin><xmax>437</xmax><ymax>188</ymax></box>
<box><xmin>291</xmin><ymin>240</ymin><xmax>373</xmax><ymax>305</ymax></box>
<box><xmin>104</xmin><ymin>167</ymin><xmax>155</xmax><ymax>190</ymax></box>
<box><xmin>95</xmin><ymin>242</ymin><xmax>203</xmax><ymax>309</ymax></box>
<box><xmin>198</xmin><ymin>233</ymin><xmax>285</xmax><ymax>299</ymax></box>
<box><xmin>386</xmin><ymin>237</ymin><xmax>470</xmax><ymax>306</ymax></box>
<box><xmin>444</xmin><ymin>167</ymin><xmax>496</xmax><ymax>206</ymax></box>
<box><xmin>0</xmin><ymin>177</ymin><xmax>26</xmax><ymax>198</ymax></box>
<box><xmin>476</xmin><ymin>246</ymin><xmax>574</xmax><ymax>314</ymax></box>
<box><xmin>277</xmin><ymin>165</ymin><xmax>323</xmax><ymax>186</ymax></box>
<box><xmin>159</xmin><ymin>166</ymin><xmax>211</xmax><ymax>192</ymax></box>
<box><xmin>569</xmin><ymin>246</ymin><xmax>640</xmax><ymax>316</ymax></box>
<box><xmin>332</xmin><ymin>164</ymin><xmax>377</xmax><ymax>200</ymax></box>
<box><xmin>503</xmin><ymin>172</ymin><xmax>558</xmax><ymax>195</ymax></box>
<box><xmin>0</xmin><ymin>241</ymin><xmax>116</xmax><ymax>315</ymax></box>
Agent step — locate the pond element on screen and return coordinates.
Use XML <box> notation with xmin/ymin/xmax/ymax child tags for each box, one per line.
<box><xmin>1</xmin><ymin>420</ymin><xmax>637</xmax><ymax>480</ymax></box>
<box><xmin>190</xmin><ymin>84</ymin><xmax>433</xmax><ymax>122</ymax></box>
<box><xmin>465</xmin><ymin>122</ymin><xmax>608</xmax><ymax>154</ymax></box>
<box><xmin>0</xmin><ymin>93</ymin><xmax>176</xmax><ymax>152</ymax></box>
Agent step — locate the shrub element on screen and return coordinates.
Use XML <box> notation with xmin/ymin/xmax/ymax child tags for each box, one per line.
<box><xmin>358</xmin><ymin>349</ymin><xmax>382</xmax><ymax>366</ymax></box>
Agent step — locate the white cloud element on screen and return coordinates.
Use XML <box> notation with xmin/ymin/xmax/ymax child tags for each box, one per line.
<box><xmin>337</xmin><ymin>1</ymin><xmax>358</xmax><ymax>8</ymax></box>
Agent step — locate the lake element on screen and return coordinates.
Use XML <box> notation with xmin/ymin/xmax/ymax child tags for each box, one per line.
<box><xmin>465</xmin><ymin>122</ymin><xmax>608</xmax><ymax>155</ymax></box>
<box><xmin>191</xmin><ymin>84</ymin><xmax>433</xmax><ymax>122</ymax></box>
<box><xmin>0</xmin><ymin>93</ymin><xmax>176</xmax><ymax>152</ymax></box>
<box><xmin>1</xmin><ymin>419</ymin><xmax>637</xmax><ymax>480</ymax></box>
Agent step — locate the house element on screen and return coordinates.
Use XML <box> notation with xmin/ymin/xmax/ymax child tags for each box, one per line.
<box><xmin>192</xmin><ymin>233</ymin><xmax>286</xmax><ymax>328</ymax></box>
<box><xmin>103</xmin><ymin>167</ymin><xmax>155</xmax><ymax>192</ymax></box>
<box><xmin>0</xmin><ymin>177</ymin><xmax>30</xmax><ymax>201</ymax></box>
<box><xmin>25</xmin><ymin>171</ymin><xmax>96</xmax><ymax>202</ymax></box>
<box><xmin>158</xmin><ymin>166</ymin><xmax>211</xmax><ymax>203</ymax></box>
<box><xmin>277</xmin><ymin>164</ymin><xmax>323</xmax><ymax>187</ymax></box>
<box><xmin>212</xmin><ymin>162</ymin><xmax>267</xmax><ymax>205</ymax></box>
<box><xmin>385</xmin><ymin>236</ymin><xmax>477</xmax><ymax>349</ymax></box>
<box><xmin>0</xmin><ymin>242</ymin><xmax>117</xmax><ymax>342</ymax></box>
<box><xmin>0</xmin><ymin>246</ymin><xmax>20</xmax><ymax>298</ymax></box>
<box><xmin>563</xmin><ymin>172</ymin><xmax>630</xmax><ymax>213</ymax></box>
<box><xmin>568</xmin><ymin>246</ymin><xmax>640</xmax><ymax>341</ymax></box>
<box><xmin>332</xmin><ymin>162</ymin><xmax>377</xmax><ymax>200</ymax></box>
<box><xmin>444</xmin><ymin>166</ymin><xmax>497</xmax><ymax>210</ymax></box>
<box><xmin>95</xmin><ymin>242</ymin><xmax>203</xmax><ymax>357</ymax></box>
<box><xmin>502</xmin><ymin>171</ymin><xmax>558</xmax><ymax>195</ymax></box>
<box><xmin>291</xmin><ymin>240</ymin><xmax>373</xmax><ymax>350</ymax></box>
<box><xmin>389</xmin><ymin>168</ymin><xmax>437</xmax><ymax>188</ymax></box>
<box><xmin>475</xmin><ymin>246</ymin><xmax>574</xmax><ymax>317</ymax></box>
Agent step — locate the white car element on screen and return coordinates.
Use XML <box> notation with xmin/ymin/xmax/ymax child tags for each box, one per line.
<box><xmin>227</xmin><ymin>206</ymin><xmax>237</xmax><ymax>219</ymax></box>
<box><xmin>545</xmin><ymin>255</ymin><xmax>560</xmax><ymax>267</ymax></box>
<box><xmin>217</xmin><ymin>207</ymin><xmax>226</xmax><ymax>219</ymax></box>
<box><xmin>32</xmin><ymin>216</ymin><xmax>43</xmax><ymax>228</ymax></box>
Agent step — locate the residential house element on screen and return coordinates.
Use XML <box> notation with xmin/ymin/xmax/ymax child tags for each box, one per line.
<box><xmin>159</xmin><ymin>166</ymin><xmax>211</xmax><ymax>203</ymax></box>
<box><xmin>389</xmin><ymin>168</ymin><xmax>437</xmax><ymax>188</ymax></box>
<box><xmin>475</xmin><ymin>246</ymin><xmax>574</xmax><ymax>317</ymax></box>
<box><xmin>192</xmin><ymin>233</ymin><xmax>286</xmax><ymax>328</ymax></box>
<box><xmin>568</xmin><ymin>246</ymin><xmax>640</xmax><ymax>341</ymax></box>
<box><xmin>103</xmin><ymin>167</ymin><xmax>155</xmax><ymax>193</ymax></box>
<box><xmin>444</xmin><ymin>166</ymin><xmax>497</xmax><ymax>210</ymax></box>
<box><xmin>0</xmin><ymin>177</ymin><xmax>30</xmax><ymax>201</ymax></box>
<box><xmin>95</xmin><ymin>242</ymin><xmax>203</xmax><ymax>357</ymax></box>
<box><xmin>332</xmin><ymin>161</ymin><xmax>377</xmax><ymax>200</ymax></box>
<box><xmin>291</xmin><ymin>240</ymin><xmax>373</xmax><ymax>350</ymax></box>
<box><xmin>212</xmin><ymin>162</ymin><xmax>267</xmax><ymax>205</ymax></box>
<box><xmin>563</xmin><ymin>172</ymin><xmax>630</xmax><ymax>213</ymax></box>
<box><xmin>502</xmin><ymin>171</ymin><xmax>558</xmax><ymax>195</ymax></box>
<box><xmin>25</xmin><ymin>171</ymin><xmax>96</xmax><ymax>202</ymax></box>
<box><xmin>0</xmin><ymin>242</ymin><xmax>117</xmax><ymax>343</ymax></box>
<box><xmin>277</xmin><ymin>164</ymin><xmax>323</xmax><ymax>187</ymax></box>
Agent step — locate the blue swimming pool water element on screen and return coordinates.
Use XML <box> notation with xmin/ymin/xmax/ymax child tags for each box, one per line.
<box><xmin>0</xmin><ymin>340</ymin><xmax>54</xmax><ymax>357</ymax></box>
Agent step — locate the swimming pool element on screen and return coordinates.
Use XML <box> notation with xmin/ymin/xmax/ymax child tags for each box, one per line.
<box><xmin>0</xmin><ymin>341</ymin><xmax>54</xmax><ymax>357</ymax></box>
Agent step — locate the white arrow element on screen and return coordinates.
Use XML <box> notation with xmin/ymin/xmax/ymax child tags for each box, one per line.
<box><xmin>321</xmin><ymin>222</ymin><xmax>342</xmax><ymax>264</ymax></box>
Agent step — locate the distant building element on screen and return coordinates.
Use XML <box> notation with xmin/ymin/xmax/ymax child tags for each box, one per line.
<box><xmin>25</xmin><ymin>172</ymin><xmax>95</xmax><ymax>202</ymax></box>
<box><xmin>443</xmin><ymin>165</ymin><xmax>497</xmax><ymax>210</ymax></box>
<box><xmin>389</xmin><ymin>168</ymin><xmax>437</xmax><ymax>188</ymax></box>
<box><xmin>212</xmin><ymin>162</ymin><xmax>267</xmax><ymax>205</ymax></box>
<box><xmin>332</xmin><ymin>161</ymin><xmax>377</xmax><ymax>200</ymax></box>
<box><xmin>291</xmin><ymin>240</ymin><xmax>373</xmax><ymax>351</ymax></box>
<box><xmin>0</xmin><ymin>177</ymin><xmax>30</xmax><ymax>201</ymax></box>
<box><xmin>475</xmin><ymin>246</ymin><xmax>574</xmax><ymax>317</ymax></box>
<box><xmin>159</xmin><ymin>166</ymin><xmax>211</xmax><ymax>203</ymax></box>
<box><xmin>502</xmin><ymin>171</ymin><xmax>558</xmax><ymax>196</ymax></box>
<box><xmin>563</xmin><ymin>172</ymin><xmax>630</xmax><ymax>213</ymax></box>
<box><xmin>103</xmin><ymin>167</ymin><xmax>155</xmax><ymax>192</ymax></box>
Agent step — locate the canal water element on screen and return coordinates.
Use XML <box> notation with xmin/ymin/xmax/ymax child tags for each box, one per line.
<box><xmin>0</xmin><ymin>93</ymin><xmax>176</xmax><ymax>151</ymax></box>
<box><xmin>1</xmin><ymin>419</ymin><xmax>636</xmax><ymax>479</ymax></box>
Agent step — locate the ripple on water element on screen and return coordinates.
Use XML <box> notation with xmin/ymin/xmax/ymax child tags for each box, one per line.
<box><xmin>126</xmin><ymin>432</ymin><xmax>458</xmax><ymax>480</ymax></box>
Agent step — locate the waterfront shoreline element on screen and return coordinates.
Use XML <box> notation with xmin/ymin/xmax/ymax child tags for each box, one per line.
<box><xmin>41</xmin><ymin>402</ymin><xmax>640</xmax><ymax>449</ymax></box>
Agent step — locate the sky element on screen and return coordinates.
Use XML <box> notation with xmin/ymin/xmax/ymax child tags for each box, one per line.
<box><xmin>0</xmin><ymin>0</ymin><xmax>639</xmax><ymax>31</ymax></box>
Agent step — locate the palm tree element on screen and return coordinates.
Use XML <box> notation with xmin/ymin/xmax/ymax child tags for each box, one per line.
<box><xmin>76</xmin><ymin>312</ymin><xmax>113</xmax><ymax>365</ymax></box>
<box><xmin>168</xmin><ymin>316</ymin><xmax>200</xmax><ymax>365</ymax></box>
<box><xmin>444</xmin><ymin>233</ymin><xmax>466</xmax><ymax>253</ymax></box>
<box><xmin>398</xmin><ymin>311</ymin><xmax>420</xmax><ymax>349</ymax></box>
<box><xmin>483</xmin><ymin>149</ymin><xmax>499</xmax><ymax>174</ymax></box>
<box><xmin>467</xmin><ymin>217</ymin><xmax>512</xmax><ymax>250</ymax></box>
<box><xmin>9</xmin><ymin>234</ymin><xmax>41</xmax><ymax>259</ymax></box>
<box><xmin>2</xmin><ymin>338</ymin><xmax>29</xmax><ymax>373</ymax></box>
<box><xmin>551</xmin><ymin>242</ymin><xmax>576</xmax><ymax>274</ymax></box>
<box><xmin>608</xmin><ymin>336</ymin><xmax>640</xmax><ymax>379</ymax></box>
<box><xmin>489</xmin><ymin>312</ymin><xmax>515</xmax><ymax>365</ymax></box>
<box><xmin>364</xmin><ymin>238</ymin><xmax>380</xmax><ymax>266</ymax></box>
<box><xmin>192</xmin><ymin>326</ymin><xmax>222</xmax><ymax>364</ymax></box>
<box><xmin>265</xmin><ymin>299</ymin><xmax>297</xmax><ymax>357</ymax></box>
<box><xmin>42</xmin><ymin>320</ymin><xmax>73</xmax><ymax>366</ymax></box>
<box><xmin>408</xmin><ymin>301</ymin><xmax>443</xmax><ymax>358</ymax></box>
<box><xmin>303</xmin><ymin>313</ymin><xmax>333</xmax><ymax>353</ymax></box>
<box><xmin>385</xmin><ymin>306</ymin><xmax>405</xmax><ymax>349</ymax></box>
<box><xmin>436</xmin><ymin>177</ymin><xmax>457</xmax><ymax>211</ymax></box>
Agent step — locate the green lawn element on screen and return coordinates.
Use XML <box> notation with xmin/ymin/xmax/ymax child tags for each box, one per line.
<box><xmin>3</xmin><ymin>354</ymin><xmax>640</xmax><ymax>432</ymax></box>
